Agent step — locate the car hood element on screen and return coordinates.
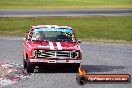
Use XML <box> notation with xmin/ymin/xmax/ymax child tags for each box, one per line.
<box><xmin>30</xmin><ymin>41</ymin><xmax>81</xmax><ymax>50</ymax></box>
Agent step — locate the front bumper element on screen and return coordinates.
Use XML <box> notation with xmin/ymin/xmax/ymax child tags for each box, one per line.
<box><xmin>30</xmin><ymin>59</ymin><xmax>81</xmax><ymax>64</ymax></box>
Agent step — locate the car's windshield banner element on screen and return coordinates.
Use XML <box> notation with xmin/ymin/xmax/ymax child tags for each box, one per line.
<box><xmin>34</xmin><ymin>28</ymin><xmax>73</xmax><ymax>33</ymax></box>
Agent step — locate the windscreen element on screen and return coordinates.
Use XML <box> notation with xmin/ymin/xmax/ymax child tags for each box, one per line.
<box><xmin>31</xmin><ymin>28</ymin><xmax>76</xmax><ymax>42</ymax></box>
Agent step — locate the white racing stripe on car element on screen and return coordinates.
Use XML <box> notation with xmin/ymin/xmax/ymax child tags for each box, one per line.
<box><xmin>30</xmin><ymin>59</ymin><xmax>81</xmax><ymax>63</ymax></box>
<box><xmin>45</xmin><ymin>25</ymin><xmax>51</xmax><ymax>28</ymax></box>
<box><xmin>56</xmin><ymin>42</ymin><xmax>62</xmax><ymax>50</ymax></box>
<box><xmin>49</xmin><ymin>42</ymin><xmax>54</xmax><ymax>50</ymax></box>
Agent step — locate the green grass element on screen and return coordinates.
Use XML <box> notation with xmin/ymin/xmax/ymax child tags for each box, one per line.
<box><xmin>0</xmin><ymin>16</ymin><xmax>132</xmax><ymax>43</ymax></box>
<box><xmin>0</xmin><ymin>0</ymin><xmax>132</xmax><ymax>9</ymax></box>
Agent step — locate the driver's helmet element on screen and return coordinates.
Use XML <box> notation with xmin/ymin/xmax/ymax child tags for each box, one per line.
<box><xmin>35</xmin><ymin>31</ymin><xmax>43</xmax><ymax>40</ymax></box>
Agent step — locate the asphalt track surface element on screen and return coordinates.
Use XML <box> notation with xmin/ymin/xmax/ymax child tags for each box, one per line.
<box><xmin>0</xmin><ymin>38</ymin><xmax>132</xmax><ymax>88</ymax></box>
<box><xmin>0</xmin><ymin>9</ymin><xmax>132</xmax><ymax>17</ymax></box>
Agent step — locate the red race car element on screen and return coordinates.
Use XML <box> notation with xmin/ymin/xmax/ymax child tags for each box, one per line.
<box><xmin>23</xmin><ymin>25</ymin><xmax>82</xmax><ymax>73</ymax></box>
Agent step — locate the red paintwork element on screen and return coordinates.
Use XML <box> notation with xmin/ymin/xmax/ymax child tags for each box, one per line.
<box><xmin>23</xmin><ymin>25</ymin><xmax>82</xmax><ymax>64</ymax></box>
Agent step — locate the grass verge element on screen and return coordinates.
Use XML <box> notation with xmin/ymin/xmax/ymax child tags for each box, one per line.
<box><xmin>0</xmin><ymin>16</ymin><xmax>132</xmax><ymax>43</ymax></box>
<box><xmin>0</xmin><ymin>0</ymin><xmax>132</xmax><ymax>9</ymax></box>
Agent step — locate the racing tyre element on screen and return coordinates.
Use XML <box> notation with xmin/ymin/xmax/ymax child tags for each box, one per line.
<box><xmin>26</xmin><ymin>59</ymin><xmax>34</xmax><ymax>73</ymax></box>
<box><xmin>23</xmin><ymin>57</ymin><xmax>27</xmax><ymax>69</ymax></box>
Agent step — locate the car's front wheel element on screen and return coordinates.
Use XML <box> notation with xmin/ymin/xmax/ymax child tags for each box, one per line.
<box><xmin>23</xmin><ymin>56</ymin><xmax>34</xmax><ymax>73</ymax></box>
<box><xmin>26</xmin><ymin>59</ymin><xmax>34</xmax><ymax>73</ymax></box>
<box><xmin>23</xmin><ymin>57</ymin><xmax>27</xmax><ymax>69</ymax></box>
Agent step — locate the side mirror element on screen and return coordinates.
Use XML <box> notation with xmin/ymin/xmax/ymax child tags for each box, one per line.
<box><xmin>78</xmin><ymin>40</ymin><xmax>81</xmax><ymax>43</ymax></box>
<box><xmin>22</xmin><ymin>37</ymin><xmax>26</xmax><ymax>41</ymax></box>
<box><xmin>23</xmin><ymin>37</ymin><xmax>30</xmax><ymax>41</ymax></box>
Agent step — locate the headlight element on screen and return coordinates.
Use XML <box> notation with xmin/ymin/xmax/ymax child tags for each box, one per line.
<box><xmin>32</xmin><ymin>50</ymin><xmax>41</xmax><ymax>58</ymax></box>
<box><xmin>32</xmin><ymin>50</ymin><xmax>35</xmax><ymax>57</ymax></box>
<box><xmin>71</xmin><ymin>51</ymin><xmax>79</xmax><ymax>58</ymax></box>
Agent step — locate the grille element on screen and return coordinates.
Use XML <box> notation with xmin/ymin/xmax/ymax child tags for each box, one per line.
<box><xmin>33</xmin><ymin>50</ymin><xmax>79</xmax><ymax>59</ymax></box>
